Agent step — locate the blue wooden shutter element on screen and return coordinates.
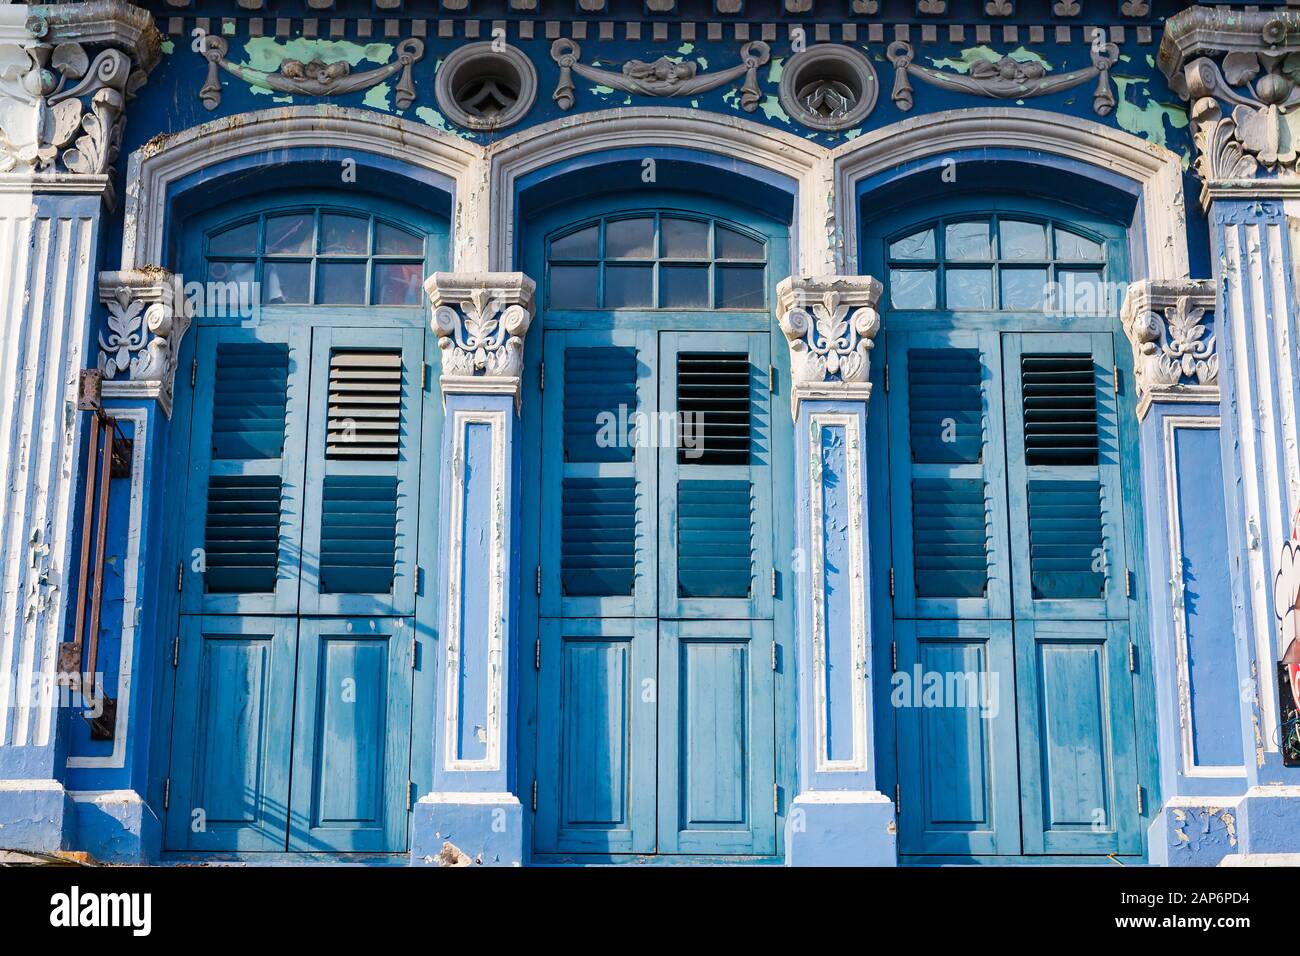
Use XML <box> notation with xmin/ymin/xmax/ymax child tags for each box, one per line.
<box><xmin>886</xmin><ymin>331</ymin><xmax>1012</xmax><ymax>620</ymax></box>
<box><xmin>181</xmin><ymin>326</ymin><xmax>310</xmax><ymax>616</ymax></box>
<box><xmin>299</xmin><ymin>327</ymin><xmax>424</xmax><ymax>616</ymax></box>
<box><xmin>540</xmin><ymin>329</ymin><xmax>656</xmax><ymax>619</ymax></box>
<box><xmin>1003</xmin><ymin>333</ymin><xmax>1128</xmax><ymax>620</ymax></box>
<box><xmin>658</xmin><ymin>331</ymin><xmax>772</xmax><ymax>620</ymax></box>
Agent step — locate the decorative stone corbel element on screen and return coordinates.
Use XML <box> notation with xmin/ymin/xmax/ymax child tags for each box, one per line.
<box><xmin>97</xmin><ymin>269</ymin><xmax>191</xmax><ymax>418</ymax></box>
<box><xmin>550</xmin><ymin>38</ymin><xmax>770</xmax><ymax>111</ymax></box>
<box><xmin>1120</xmin><ymin>278</ymin><xmax>1218</xmax><ymax>420</ymax></box>
<box><xmin>1160</xmin><ymin>9</ymin><xmax>1300</xmax><ymax>203</ymax></box>
<box><xmin>887</xmin><ymin>39</ymin><xmax>1118</xmax><ymax>115</ymax></box>
<box><xmin>0</xmin><ymin>1</ymin><xmax>159</xmax><ymax>197</ymax></box>
<box><xmin>777</xmin><ymin>275</ymin><xmax>882</xmax><ymax>417</ymax></box>
<box><xmin>426</xmin><ymin>272</ymin><xmax>536</xmax><ymax>410</ymax></box>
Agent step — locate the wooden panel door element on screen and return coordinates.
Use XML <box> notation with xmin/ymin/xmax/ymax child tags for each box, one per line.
<box><xmin>165</xmin><ymin>615</ymin><xmax>297</xmax><ymax>851</ymax></box>
<box><xmin>287</xmin><ymin>617</ymin><xmax>415</xmax><ymax>852</ymax></box>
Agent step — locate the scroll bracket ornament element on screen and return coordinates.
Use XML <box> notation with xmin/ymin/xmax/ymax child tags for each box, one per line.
<box><xmin>426</xmin><ymin>273</ymin><xmax>537</xmax><ymax>411</ymax></box>
<box><xmin>1120</xmin><ymin>278</ymin><xmax>1218</xmax><ymax>420</ymax></box>
<box><xmin>97</xmin><ymin>269</ymin><xmax>193</xmax><ymax>418</ymax></box>
<box><xmin>886</xmin><ymin>40</ymin><xmax>1119</xmax><ymax>115</ymax></box>
<box><xmin>199</xmin><ymin>35</ymin><xmax>425</xmax><ymax>111</ymax></box>
<box><xmin>777</xmin><ymin>275</ymin><xmax>883</xmax><ymax>417</ymax></box>
<box><xmin>551</xmin><ymin>38</ymin><xmax>771</xmax><ymax>112</ymax></box>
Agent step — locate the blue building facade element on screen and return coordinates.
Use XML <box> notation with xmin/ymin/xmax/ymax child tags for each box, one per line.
<box><xmin>0</xmin><ymin>0</ymin><xmax>1297</xmax><ymax>866</ymax></box>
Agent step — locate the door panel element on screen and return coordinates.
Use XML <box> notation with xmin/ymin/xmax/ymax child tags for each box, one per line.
<box><xmin>657</xmin><ymin>619</ymin><xmax>776</xmax><ymax>855</ymax></box>
<box><xmin>1015</xmin><ymin>619</ymin><xmax>1141</xmax><ymax>855</ymax></box>
<box><xmin>166</xmin><ymin>616</ymin><xmax>297</xmax><ymax>851</ymax></box>
<box><xmin>286</xmin><ymin>617</ymin><xmax>414</xmax><ymax>852</ymax></box>
<box><xmin>535</xmin><ymin>617</ymin><xmax>657</xmax><ymax>854</ymax></box>
<box><xmin>895</xmin><ymin>619</ymin><xmax>1019</xmax><ymax>855</ymax></box>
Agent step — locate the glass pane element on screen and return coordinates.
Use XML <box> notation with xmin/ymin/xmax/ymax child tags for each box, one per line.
<box><xmin>1001</xmin><ymin>268</ymin><xmax>1049</xmax><ymax>310</ymax></box>
<box><xmin>1055</xmin><ymin>269</ymin><xmax>1109</xmax><ymax>315</ymax></box>
<box><xmin>1055</xmin><ymin>229</ymin><xmax>1105</xmax><ymax>261</ymax></box>
<box><xmin>999</xmin><ymin>220</ymin><xmax>1047</xmax><ymax>260</ymax></box>
<box><xmin>317</xmin><ymin>261</ymin><xmax>367</xmax><ymax>304</ymax></box>
<box><xmin>263</xmin><ymin>261</ymin><xmax>310</xmax><ymax>304</ymax></box>
<box><xmin>320</xmin><ymin>213</ymin><xmax>369</xmax><ymax>255</ymax></box>
<box><xmin>604</xmin><ymin>264</ymin><xmax>654</xmax><ymax>307</ymax></box>
<box><xmin>716</xmin><ymin>266</ymin><xmax>765</xmax><ymax>308</ymax></box>
<box><xmin>945</xmin><ymin>269</ymin><xmax>993</xmax><ymax>309</ymax></box>
<box><xmin>550</xmin><ymin>225</ymin><xmax>599</xmax><ymax>260</ymax></box>
<box><xmin>264</xmin><ymin>214</ymin><xmax>314</xmax><ymax>255</ymax></box>
<box><xmin>205</xmin><ymin>261</ymin><xmax>255</xmax><ymax>315</ymax></box>
<box><xmin>660</xmin><ymin>264</ymin><xmax>709</xmax><ymax>307</ymax></box>
<box><xmin>374</xmin><ymin>262</ymin><xmax>424</xmax><ymax>305</ymax></box>
<box><xmin>889</xmin><ymin>228</ymin><xmax>936</xmax><ymax>261</ymax></box>
<box><xmin>549</xmin><ymin>265</ymin><xmax>598</xmax><ymax>308</ymax></box>
<box><xmin>889</xmin><ymin>269</ymin><xmax>937</xmax><ymax>309</ymax></box>
<box><xmin>207</xmin><ymin>259</ymin><xmax>254</xmax><ymax>286</ymax></box>
<box><xmin>209</xmin><ymin>220</ymin><xmax>258</xmax><ymax>256</ymax></box>
<box><xmin>661</xmin><ymin>218</ymin><xmax>710</xmax><ymax>259</ymax></box>
<box><xmin>944</xmin><ymin>221</ymin><xmax>992</xmax><ymax>260</ymax></box>
<box><xmin>605</xmin><ymin>218</ymin><xmax>655</xmax><ymax>259</ymax></box>
<box><xmin>374</xmin><ymin>222</ymin><xmax>423</xmax><ymax>256</ymax></box>
<box><xmin>716</xmin><ymin>226</ymin><xmax>764</xmax><ymax>260</ymax></box>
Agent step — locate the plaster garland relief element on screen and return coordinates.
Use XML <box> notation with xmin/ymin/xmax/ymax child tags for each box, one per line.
<box><xmin>778</xmin><ymin>275</ymin><xmax>882</xmax><ymax>416</ymax></box>
<box><xmin>1120</xmin><ymin>278</ymin><xmax>1218</xmax><ymax>420</ymax></box>
<box><xmin>426</xmin><ymin>272</ymin><xmax>537</xmax><ymax>409</ymax></box>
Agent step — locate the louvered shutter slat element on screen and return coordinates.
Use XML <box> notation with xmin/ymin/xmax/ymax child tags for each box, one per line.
<box><xmin>326</xmin><ymin>349</ymin><xmax>404</xmax><ymax>460</ymax></box>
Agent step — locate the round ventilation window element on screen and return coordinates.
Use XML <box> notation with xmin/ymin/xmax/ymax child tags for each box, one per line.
<box><xmin>778</xmin><ymin>44</ymin><xmax>879</xmax><ymax>131</ymax></box>
<box><xmin>435</xmin><ymin>41</ymin><xmax>538</xmax><ymax>131</ymax></box>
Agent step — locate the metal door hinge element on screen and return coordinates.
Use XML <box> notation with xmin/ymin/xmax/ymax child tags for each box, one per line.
<box><xmin>768</xmin><ymin>364</ymin><xmax>775</xmax><ymax>392</ymax></box>
<box><xmin>770</xmin><ymin>568</ymin><xmax>777</xmax><ymax>597</ymax></box>
<box><xmin>163</xmin><ymin>777</ymin><xmax>171</xmax><ymax>811</ymax></box>
<box><xmin>773</xmin><ymin>783</ymin><xmax>779</xmax><ymax>814</ymax></box>
<box><xmin>771</xmin><ymin>642</ymin><xmax>777</xmax><ymax>671</ymax></box>
<box><xmin>1124</xmin><ymin>569</ymin><xmax>1132</xmax><ymax>598</ymax></box>
<box><xmin>889</xmin><ymin>567</ymin><xmax>895</xmax><ymax>598</ymax></box>
<box><xmin>532</xmin><ymin>780</ymin><xmax>538</xmax><ymax>812</ymax></box>
<box><xmin>894</xmin><ymin>784</ymin><xmax>900</xmax><ymax>814</ymax></box>
<box><xmin>535</xmin><ymin>639</ymin><xmax>541</xmax><ymax>670</ymax></box>
<box><xmin>539</xmin><ymin>362</ymin><xmax>545</xmax><ymax>392</ymax></box>
<box><xmin>1113</xmin><ymin>365</ymin><xmax>1121</xmax><ymax>398</ymax></box>
<box><xmin>1128</xmin><ymin>641</ymin><xmax>1137</xmax><ymax>673</ymax></box>
<box><xmin>883</xmin><ymin>364</ymin><xmax>890</xmax><ymax>393</ymax></box>
<box><xmin>1137</xmin><ymin>785</ymin><xmax>1145</xmax><ymax>816</ymax></box>
<box><xmin>190</xmin><ymin>358</ymin><xmax>197</xmax><ymax>388</ymax></box>
<box><xmin>172</xmin><ymin>635</ymin><xmax>180</xmax><ymax>668</ymax></box>
<box><xmin>536</xmin><ymin>566</ymin><xmax>542</xmax><ymax>596</ymax></box>
<box><xmin>413</xmin><ymin>566</ymin><xmax>420</xmax><ymax>598</ymax></box>
<box><xmin>422</xmin><ymin>361</ymin><xmax>429</xmax><ymax>391</ymax></box>
<box><xmin>411</xmin><ymin>636</ymin><xmax>418</xmax><ymax>670</ymax></box>
<box><xmin>891</xmin><ymin>641</ymin><xmax>897</xmax><ymax>673</ymax></box>
<box><xmin>408</xmin><ymin>780</ymin><xmax>416</xmax><ymax>810</ymax></box>
<box><xmin>176</xmin><ymin>562</ymin><xmax>183</xmax><ymax>593</ymax></box>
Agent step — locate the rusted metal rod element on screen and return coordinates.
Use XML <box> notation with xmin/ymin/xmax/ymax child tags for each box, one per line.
<box><xmin>84</xmin><ymin>410</ymin><xmax>115</xmax><ymax>695</ymax></box>
<box><xmin>68</xmin><ymin>412</ymin><xmax>101</xmax><ymax>682</ymax></box>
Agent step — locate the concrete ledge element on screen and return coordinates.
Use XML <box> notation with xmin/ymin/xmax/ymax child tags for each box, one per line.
<box><xmin>410</xmin><ymin>792</ymin><xmax>524</xmax><ymax>867</ymax></box>
<box><xmin>0</xmin><ymin>779</ymin><xmax>76</xmax><ymax>853</ymax></box>
<box><xmin>1236</xmin><ymin>785</ymin><xmax>1300</xmax><ymax>855</ymax></box>
<box><xmin>784</xmin><ymin>790</ymin><xmax>897</xmax><ymax>866</ymax></box>
<box><xmin>70</xmin><ymin>790</ymin><xmax>159</xmax><ymax>865</ymax></box>
<box><xmin>1219</xmin><ymin>852</ymin><xmax>1300</xmax><ymax>866</ymax></box>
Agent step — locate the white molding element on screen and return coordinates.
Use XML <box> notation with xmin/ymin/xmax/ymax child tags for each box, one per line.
<box><xmin>831</xmin><ymin>107</ymin><xmax>1190</xmax><ymax>282</ymax></box>
<box><xmin>418</xmin><ymin>791</ymin><xmax>520</xmax><ymax>805</ymax></box>
<box><xmin>442</xmin><ymin>407</ymin><xmax>508</xmax><ymax>774</ymax></box>
<box><xmin>118</xmin><ymin>106</ymin><xmax>486</xmax><ymax>273</ymax></box>
<box><xmin>67</xmin><ymin>408</ymin><xmax>146</xmax><ymax>769</ymax></box>
<box><xmin>482</xmin><ymin>108</ymin><xmax>832</xmax><ymax>274</ymax></box>
<box><xmin>1162</xmin><ymin>414</ymin><xmax>1246</xmax><ymax>780</ymax></box>
<box><xmin>808</xmin><ymin>411</ymin><xmax>869</xmax><ymax>774</ymax></box>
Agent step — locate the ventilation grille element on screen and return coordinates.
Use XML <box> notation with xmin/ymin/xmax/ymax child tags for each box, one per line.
<box><xmin>326</xmin><ymin>349</ymin><xmax>403</xmax><ymax>460</ymax></box>
<box><xmin>908</xmin><ymin>348</ymin><xmax>983</xmax><ymax>464</ymax></box>
<box><xmin>204</xmin><ymin>475</ymin><xmax>281</xmax><ymax>594</ymax></box>
<box><xmin>1027</xmin><ymin>479</ymin><xmax>1105</xmax><ymax>600</ymax></box>
<box><xmin>911</xmin><ymin>478</ymin><xmax>989</xmax><ymax>598</ymax></box>
<box><xmin>562</xmin><ymin>477</ymin><xmax>636</xmax><ymax>597</ymax></box>
<box><xmin>320</xmin><ymin>475</ymin><xmax>398</xmax><ymax>594</ymax></box>
<box><xmin>212</xmin><ymin>342</ymin><xmax>289</xmax><ymax>461</ymax></box>
<box><xmin>677</xmin><ymin>352</ymin><xmax>752</xmax><ymax>465</ymax></box>
<box><xmin>565</xmin><ymin>347</ymin><xmax>637</xmax><ymax>464</ymax></box>
<box><xmin>678</xmin><ymin>479</ymin><xmax>752</xmax><ymax>598</ymax></box>
<box><xmin>1021</xmin><ymin>353</ymin><xmax>1098</xmax><ymax>466</ymax></box>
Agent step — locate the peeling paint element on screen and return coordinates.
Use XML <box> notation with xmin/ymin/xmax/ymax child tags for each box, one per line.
<box><xmin>362</xmin><ymin>82</ymin><xmax>392</xmax><ymax>111</ymax></box>
<box><xmin>930</xmin><ymin>45</ymin><xmax>1052</xmax><ymax>74</ymax></box>
<box><xmin>1112</xmin><ymin>76</ymin><xmax>1189</xmax><ymax>157</ymax></box>
<box><xmin>240</xmin><ymin>37</ymin><xmax>397</xmax><ymax>75</ymax></box>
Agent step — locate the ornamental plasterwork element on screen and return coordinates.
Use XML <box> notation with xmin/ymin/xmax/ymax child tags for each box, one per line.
<box><xmin>98</xmin><ymin>269</ymin><xmax>192</xmax><ymax>418</ymax></box>
<box><xmin>0</xmin><ymin>2</ymin><xmax>158</xmax><ymax>186</ymax></box>
<box><xmin>551</xmin><ymin>39</ymin><xmax>770</xmax><ymax>112</ymax></box>
<box><xmin>777</xmin><ymin>275</ymin><xmax>882</xmax><ymax>416</ymax></box>
<box><xmin>887</xmin><ymin>39</ymin><xmax>1119</xmax><ymax>115</ymax></box>
<box><xmin>1120</xmin><ymin>278</ymin><xmax>1218</xmax><ymax>420</ymax></box>
<box><xmin>426</xmin><ymin>273</ymin><xmax>537</xmax><ymax>408</ymax></box>
<box><xmin>199</xmin><ymin>35</ymin><xmax>425</xmax><ymax>111</ymax></box>
<box><xmin>1160</xmin><ymin>9</ymin><xmax>1300</xmax><ymax>196</ymax></box>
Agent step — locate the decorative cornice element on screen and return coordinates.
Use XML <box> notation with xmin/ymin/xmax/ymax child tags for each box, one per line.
<box><xmin>97</xmin><ymin>268</ymin><xmax>192</xmax><ymax>418</ymax></box>
<box><xmin>0</xmin><ymin>2</ymin><xmax>160</xmax><ymax>199</ymax></box>
<box><xmin>426</xmin><ymin>272</ymin><xmax>536</xmax><ymax>408</ymax></box>
<box><xmin>777</xmin><ymin>275</ymin><xmax>882</xmax><ymax>417</ymax></box>
<box><xmin>1120</xmin><ymin>278</ymin><xmax>1218</xmax><ymax>420</ymax></box>
<box><xmin>1160</xmin><ymin>8</ymin><xmax>1300</xmax><ymax>203</ymax></box>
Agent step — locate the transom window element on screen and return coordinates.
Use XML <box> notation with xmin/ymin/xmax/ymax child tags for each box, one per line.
<box><xmin>204</xmin><ymin>208</ymin><xmax>427</xmax><ymax>307</ymax></box>
<box><xmin>546</xmin><ymin>213</ymin><xmax>767</xmax><ymax>311</ymax></box>
<box><xmin>886</xmin><ymin>215</ymin><xmax>1108</xmax><ymax>313</ymax></box>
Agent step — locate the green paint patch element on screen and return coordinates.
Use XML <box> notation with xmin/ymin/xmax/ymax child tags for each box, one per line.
<box><xmin>222</xmin><ymin>21</ymin><xmax>236</xmax><ymax>36</ymax></box>
<box><xmin>590</xmin><ymin>84</ymin><xmax>616</xmax><ymax>95</ymax></box>
<box><xmin>696</xmin><ymin>56</ymin><xmax>709</xmax><ymax>70</ymax></box>
<box><xmin>363</xmin><ymin>82</ymin><xmax>391</xmax><ymax>111</ymax></box>
<box><xmin>414</xmin><ymin>106</ymin><xmax>476</xmax><ymax>140</ymax></box>
<box><xmin>757</xmin><ymin>94</ymin><xmax>791</xmax><ymax>123</ymax></box>
<box><xmin>1112</xmin><ymin>75</ymin><xmax>1189</xmax><ymax>152</ymax></box>
<box><xmin>768</xmin><ymin>56</ymin><xmax>784</xmax><ymax>84</ymax></box>
<box><xmin>240</xmin><ymin>37</ymin><xmax>396</xmax><ymax>75</ymax></box>
<box><xmin>160</xmin><ymin>40</ymin><xmax>174</xmax><ymax>55</ymax></box>
<box><xmin>678</xmin><ymin>43</ymin><xmax>695</xmax><ymax>55</ymax></box>
<box><xmin>930</xmin><ymin>45</ymin><xmax>1052</xmax><ymax>74</ymax></box>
